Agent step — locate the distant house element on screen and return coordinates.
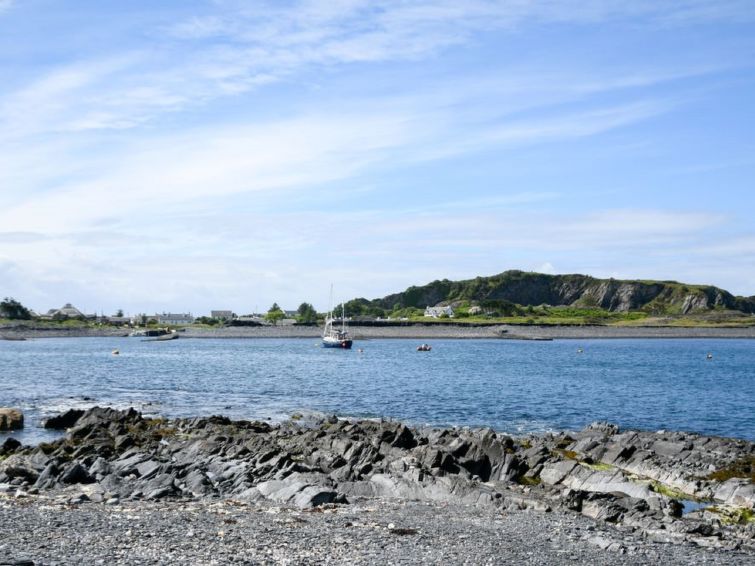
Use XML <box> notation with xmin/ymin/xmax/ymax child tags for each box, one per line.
<box><xmin>156</xmin><ymin>313</ymin><xmax>194</xmax><ymax>325</ymax></box>
<box><xmin>103</xmin><ymin>316</ymin><xmax>132</xmax><ymax>326</ymax></box>
<box><xmin>468</xmin><ymin>306</ymin><xmax>483</xmax><ymax>315</ymax></box>
<box><xmin>211</xmin><ymin>310</ymin><xmax>234</xmax><ymax>320</ymax></box>
<box><xmin>424</xmin><ymin>306</ymin><xmax>455</xmax><ymax>318</ymax></box>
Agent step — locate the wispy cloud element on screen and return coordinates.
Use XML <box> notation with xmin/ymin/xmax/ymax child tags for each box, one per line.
<box><xmin>1</xmin><ymin>0</ymin><xmax>753</xmax><ymax>310</ymax></box>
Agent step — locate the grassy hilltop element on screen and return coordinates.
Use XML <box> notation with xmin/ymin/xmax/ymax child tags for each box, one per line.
<box><xmin>340</xmin><ymin>271</ymin><xmax>755</xmax><ymax>327</ymax></box>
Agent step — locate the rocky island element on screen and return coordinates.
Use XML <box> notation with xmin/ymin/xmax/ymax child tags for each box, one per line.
<box><xmin>1</xmin><ymin>407</ymin><xmax>753</xmax><ymax>564</ymax></box>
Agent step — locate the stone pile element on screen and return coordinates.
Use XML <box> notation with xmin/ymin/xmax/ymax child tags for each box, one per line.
<box><xmin>1</xmin><ymin>407</ymin><xmax>752</xmax><ymax>551</ymax></box>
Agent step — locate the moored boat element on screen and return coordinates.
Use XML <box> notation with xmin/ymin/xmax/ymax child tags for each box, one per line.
<box><xmin>322</xmin><ymin>291</ymin><xmax>353</xmax><ymax>349</ymax></box>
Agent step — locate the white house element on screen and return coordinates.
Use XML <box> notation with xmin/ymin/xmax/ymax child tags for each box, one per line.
<box><xmin>211</xmin><ymin>310</ymin><xmax>234</xmax><ymax>320</ymax></box>
<box><xmin>156</xmin><ymin>313</ymin><xmax>194</xmax><ymax>325</ymax></box>
<box><xmin>424</xmin><ymin>305</ymin><xmax>455</xmax><ymax>318</ymax></box>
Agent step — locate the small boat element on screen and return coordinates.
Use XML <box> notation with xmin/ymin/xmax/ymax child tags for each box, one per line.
<box><xmin>112</xmin><ymin>349</ymin><xmax>120</xmax><ymax>355</ymax></box>
<box><xmin>322</xmin><ymin>290</ymin><xmax>353</xmax><ymax>349</ymax></box>
<box><xmin>142</xmin><ymin>332</ymin><xmax>179</xmax><ymax>342</ymax></box>
<box><xmin>706</xmin><ymin>353</ymin><xmax>713</xmax><ymax>360</ymax></box>
<box><xmin>417</xmin><ymin>343</ymin><xmax>432</xmax><ymax>352</ymax></box>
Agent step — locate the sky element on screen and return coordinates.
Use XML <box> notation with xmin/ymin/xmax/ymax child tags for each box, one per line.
<box><xmin>1</xmin><ymin>0</ymin><xmax>754</xmax><ymax>315</ymax></box>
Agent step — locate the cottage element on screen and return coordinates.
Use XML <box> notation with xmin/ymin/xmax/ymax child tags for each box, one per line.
<box><xmin>424</xmin><ymin>305</ymin><xmax>455</xmax><ymax>318</ymax></box>
<box><xmin>156</xmin><ymin>313</ymin><xmax>194</xmax><ymax>325</ymax></box>
<box><xmin>211</xmin><ymin>310</ymin><xmax>234</xmax><ymax>320</ymax></box>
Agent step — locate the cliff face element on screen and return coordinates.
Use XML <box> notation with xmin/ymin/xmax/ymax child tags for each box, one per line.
<box><xmin>372</xmin><ymin>271</ymin><xmax>755</xmax><ymax>314</ymax></box>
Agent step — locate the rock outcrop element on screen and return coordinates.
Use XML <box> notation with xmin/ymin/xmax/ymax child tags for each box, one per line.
<box><xmin>370</xmin><ymin>271</ymin><xmax>755</xmax><ymax>314</ymax></box>
<box><xmin>1</xmin><ymin>408</ymin><xmax>753</xmax><ymax>551</ymax></box>
<box><xmin>0</xmin><ymin>408</ymin><xmax>23</xmax><ymax>431</ymax></box>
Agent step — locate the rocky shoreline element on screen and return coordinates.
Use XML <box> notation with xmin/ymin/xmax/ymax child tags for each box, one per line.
<box><xmin>1</xmin><ymin>407</ymin><xmax>753</xmax><ymax>564</ymax></box>
<box><xmin>2</xmin><ymin>323</ymin><xmax>755</xmax><ymax>340</ymax></box>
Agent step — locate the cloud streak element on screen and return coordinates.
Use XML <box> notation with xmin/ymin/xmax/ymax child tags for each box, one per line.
<box><xmin>1</xmin><ymin>1</ymin><xmax>753</xmax><ymax>310</ymax></box>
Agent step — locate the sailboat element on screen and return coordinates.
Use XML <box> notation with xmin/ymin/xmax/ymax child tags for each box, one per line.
<box><xmin>322</xmin><ymin>290</ymin><xmax>353</xmax><ymax>349</ymax></box>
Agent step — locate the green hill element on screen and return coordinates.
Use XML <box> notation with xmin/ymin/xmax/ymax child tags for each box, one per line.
<box><xmin>342</xmin><ymin>271</ymin><xmax>755</xmax><ymax>319</ymax></box>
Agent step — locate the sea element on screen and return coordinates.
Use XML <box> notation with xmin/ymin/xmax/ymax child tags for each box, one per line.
<box><xmin>1</xmin><ymin>337</ymin><xmax>753</xmax><ymax>444</ymax></box>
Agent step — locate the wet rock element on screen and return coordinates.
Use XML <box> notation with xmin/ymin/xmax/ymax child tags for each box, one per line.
<box><xmin>143</xmin><ymin>473</ymin><xmax>178</xmax><ymax>500</ymax></box>
<box><xmin>181</xmin><ymin>469</ymin><xmax>215</xmax><ymax>497</ymax></box>
<box><xmin>0</xmin><ymin>408</ymin><xmax>23</xmax><ymax>431</ymax></box>
<box><xmin>34</xmin><ymin>461</ymin><xmax>61</xmax><ymax>489</ymax></box>
<box><xmin>3</xmin><ymin>405</ymin><xmax>753</xmax><ymax>551</ymax></box>
<box><xmin>3</xmin><ymin>464</ymin><xmax>38</xmax><ymax>484</ymax></box>
<box><xmin>43</xmin><ymin>408</ymin><xmax>84</xmax><ymax>429</ymax></box>
<box><xmin>584</xmin><ymin>422</ymin><xmax>620</xmax><ymax>436</ymax></box>
<box><xmin>60</xmin><ymin>462</ymin><xmax>95</xmax><ymax>485</ymax></box>
<box><xmin>0</xmin><ymin>437</ymin><xmax>21</xmax><ymax>455</ymax></box>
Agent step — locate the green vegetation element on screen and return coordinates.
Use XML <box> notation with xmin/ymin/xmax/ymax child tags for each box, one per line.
<box><xmin>264</xmin><ymin>303</ymin><xmax>285</xmax><ymax>325</ymax></box>
<box><xmin>706</xmin><ymin>506</ymin><xmax>755</xmax><ymax>525</ymax></box>
<box><xmin>706</xmin><ymin>455</ymin><xmax>755</xmax><ymax>482</ymax></box>
<box><xmin>517</xmin><ymin>475</ymin><xmax>542</xmax><ymax>486</ymax></box>
<box><xmin>0</xmin><ymin>297</ymin><xmax>32</xmax><ymax>320</ymax></box>
<box><xmin>649</xmin><ymin>481</ymin><xmax>693</xmax><ymax>501</ymax></box>
<box><xmin>553</xmin><ymin>448</ymin><xmax>580</xmax><ymax>461</ymax></box>
<box><xmin>296</xmin><ymin>302</ymin><xmax>318</xmax><ymax>324</ymax></box>
<box><xmin>194</xmin><ymin>316</ymin><xmax>223</xmax><ymax>326</ymax></box>
<box><xmin>358</xmin><ymin>270</ymin><xmax>755</xmax><ymax>322</ymax></box>
<box><xmin>308</xmin><ymin>270</ymin><xmax>755</xmax><ymax>327</ymax></box>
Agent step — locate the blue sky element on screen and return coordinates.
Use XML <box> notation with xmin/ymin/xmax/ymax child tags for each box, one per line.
<box><xmin>1</xmin><ymin>0</ymin><xmax>754</xmax><ymax>314</ymax></box>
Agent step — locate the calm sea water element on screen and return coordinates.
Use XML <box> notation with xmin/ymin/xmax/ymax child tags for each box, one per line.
<box><xmin>1</xmin><ymin>337</ymin><xmax>753</xmax><ymax>444</ymax></box>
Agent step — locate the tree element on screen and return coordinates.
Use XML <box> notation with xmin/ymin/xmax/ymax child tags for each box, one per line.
<box><xmin>265</xmin><ymin>303</ymin><xmax>285</xmax><ymax>325</ymax></box>
<box><xmin>115</xmin><ymin>309</ymin><xmax>124</xmax><ymax>317</ymax></box>
<box><xmin>296</xmin><ymin>302</ymin><xmax>317</xmax><ymax>324</ymax></box>
<box><xmin>0</xmin><ymin>297</ymin><xmax>32</xmax><ymax>320</ymax></box>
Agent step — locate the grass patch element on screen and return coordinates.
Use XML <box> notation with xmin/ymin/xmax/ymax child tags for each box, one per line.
<box><xmin>650</xmin><ymin>481</ymin><xmax>691</xmax><ymax>500</ymax></box>
<box><xmin>706</xmin><ymin>456</ymin><xmax>755</xmax><ymax>482</ymax></box>
<box><xmin>706</xmin><ymin>506</ymin><xmax>755</xmax><ymax>525</ymax></box>
<box><xmin>517</xmin><ymin>475</ymin><xmax>541</xmax><ymax>486</ymax></box>
<box><xmin>553</xmin><ymin>449</ymin><xmax>579</xmax><ymax>461</ymax></box>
